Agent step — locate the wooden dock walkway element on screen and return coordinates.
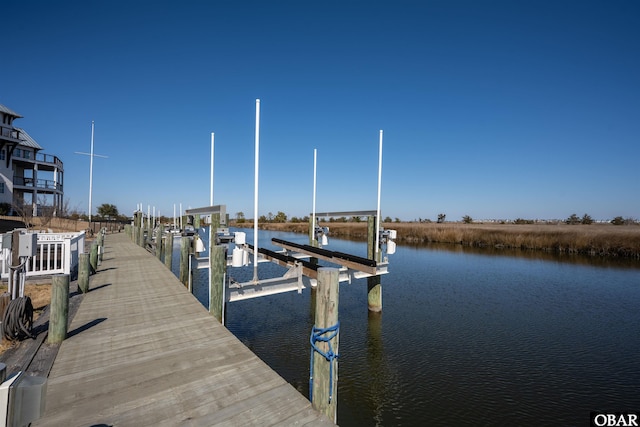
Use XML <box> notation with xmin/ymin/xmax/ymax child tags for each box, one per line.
<box><xmin>33</xmin><ymin>232</ymin><xmax>334</xmax><ymax>426</ymax></box>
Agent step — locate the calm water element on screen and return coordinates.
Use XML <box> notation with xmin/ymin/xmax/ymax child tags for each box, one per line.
<box><xmin>175</xmin><ymin>229</ymin><xmax>640</xmax><ymax>426</ymax></box>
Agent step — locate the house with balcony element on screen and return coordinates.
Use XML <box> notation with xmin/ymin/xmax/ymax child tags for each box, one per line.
<box><xmin>0</xmin><ymin>104</ymin><xmax>64</xmax><ymax>216</ymax></box>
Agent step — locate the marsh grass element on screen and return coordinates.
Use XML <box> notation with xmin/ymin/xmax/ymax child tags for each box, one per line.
<box><xmin>246</xmin><ymin>222</ymin><xmax>640</xmax><ymax>258</ymax></box>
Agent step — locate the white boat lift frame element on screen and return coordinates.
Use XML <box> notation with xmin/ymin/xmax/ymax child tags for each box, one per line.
<box><xmin>189</xmin><ymin>231</ymin><xmax>390</xmax><ymax>303</ymax></box>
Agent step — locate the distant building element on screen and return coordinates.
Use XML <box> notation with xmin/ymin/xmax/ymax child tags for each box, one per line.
<box><xmin>0</xmin><ymin>103</ymin><xmax>64</xmax><ymax>216</ymax></box>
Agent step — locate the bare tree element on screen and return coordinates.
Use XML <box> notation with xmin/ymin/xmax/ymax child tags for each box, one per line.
<box><xmin>12</xmin><ymin>196</ymin><xmax>33</xmax><ymax>229</ymax></box>
<box><xmin>37</xmin><ymin>196</ymin><xmax>56</xmax><ymax>230</ymax></box>
<box><xmin>58</xmin><ymin>198</ymin><xmax>73</xmax><ymax>217</ymax></box>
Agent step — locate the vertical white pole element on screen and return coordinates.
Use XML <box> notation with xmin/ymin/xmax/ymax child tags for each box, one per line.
<box><xmin>180</xmin><ymin>203</ymin><xmax>183</xmax><ymax>229</ymax></box>
<box><xmin>253</xmin><ymin>99</ymin><xmax>260</xmax><ymax>282</ymax></box>
<box><xmin>375</xmin><ymin>130</ymin><xmax>383</xmax><ymax>257</ymax></box>
<box><xmin>312</xmin><ymin>148</ymin><xmax>317</xmax><ymax>236</ymax></box>
<box><xmin>89</xmin><ymin>121</ymin><xmax>94</xmax><ymax>223</ymax></box>
<box><xmin>214</xmin><ymin>132</ymin><xmax>219</xmax><ymax>206</ymax></box>
<box><xmin>173</xmin><ymin>204</ymin><xmax>176</xmax><ymax>230</ymax></box>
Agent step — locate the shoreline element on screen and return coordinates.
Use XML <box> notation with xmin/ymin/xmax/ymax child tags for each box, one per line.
<box><xmin>232</xmin><ymin>221</ymin><xmax>640</xmax><ymax>259</ymax></box>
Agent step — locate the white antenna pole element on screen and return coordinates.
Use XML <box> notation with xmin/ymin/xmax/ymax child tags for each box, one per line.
<box><xmin>375</xmin><ymin>130</ymin><xmax>383</xmax><ymax>258</ymax></box>
<box><xmin>75</xmin><ymin>122</ymin><xmax>107</xmax><ymax>224</ymax></box>
<box><xmin>253</xmin><ymin>99</ymin><xmax>260</xmax><ymax>282</ymax></box>
<box><xmin>89</xmin><ymin>121</ymin><xmax>94</xmax><ymax>223</ymax></box>
<box><xmin>312</xmin><ymin>148</ymin><xmax>317</xmax><ymax>242</ymax></box>
<box><xmin>214</xmin><ymin>132</ymin><xmax>215</xmax><ymax>206</ymax></box>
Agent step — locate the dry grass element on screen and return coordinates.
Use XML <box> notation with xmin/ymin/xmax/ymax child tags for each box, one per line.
<box><xmin>240</xmin><ymin>221</ymin><xmax>640</xmax><ymax>258</ymax></box>
<box><xmin>0</xmin><ymin>215</ymin><xmax>89</xmax><ymax>233</ymax></box>
<box><xmin>0</xmin><ymin>282</ymin><xmax>51</xmax><ymax>354</ymax></box>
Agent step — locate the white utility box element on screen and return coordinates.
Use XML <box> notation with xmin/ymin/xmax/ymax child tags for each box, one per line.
<box><xmin>18</xmin><ymin>233</ymin><xmax>37</xmax><ymax>258</ymax></box>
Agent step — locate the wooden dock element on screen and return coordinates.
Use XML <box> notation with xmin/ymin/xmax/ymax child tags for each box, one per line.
<box><xmin>33</xmin><ymin>232</ymin><xmax>334</xmax><ymax>426</ymax></box>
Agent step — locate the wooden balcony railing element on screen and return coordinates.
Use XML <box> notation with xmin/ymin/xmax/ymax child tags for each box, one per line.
<box><xmin>0</xmin><ymin>125</ymin><xmax>21</xmax><ymax>142</ymax></box>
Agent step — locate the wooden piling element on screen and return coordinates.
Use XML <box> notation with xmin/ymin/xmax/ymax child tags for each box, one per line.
<box><xmin>179</xmin><ymin>236</ymin><xmax>191</xmax><ymax>287</ymax></box>
<box><xmin>90</xmin><ymin>241</ymin><xmax>98</xmax><ymax>274</ymax></box>
<box><xmin>97</xmin><ymin>230</ymin><xmax>104</xmax><ymax>262</ymax></box>
<box><xmin>155</xmin><ymin>224</ymin><xmax>163</xmax><ymax>260</ymax></box>
<box><xmin>367</xmin><ymin>276</ymin><xmax>382</xmax><ymax>312</ymax></box>
<box><xmin>9</xmin><ymin>230</ymin><xmax>20</xmax><ymax>299</ymax></box>
<box><xmin>133</xmin><ymin>211</ymin><xmax>142</xmax><ymax>228</ymax></box>
<box><xmin>309</xmin><ymin>217</ymin><xmax>317</xmax><ymax>247</ymax></box>
<box><xmin>0</xmin><ymin>293</ymin><xmax>10</xmax><ymax>325</ymax></box>
<box><xmin>78</xmin><ymin>253</ymin><xmax>90</xmax><ymax>293</ymax></box>
<box><xmin>164</xmin><ymin>232</ymin><xmax>174</xmax><ymax>270</ymax></box>
<box><xmin>138</xmin><ymin>226</ymin><xmax>145</xmax><ymax>248</ymax></box>
<box><xmin>311</xmin><ymin>267</ymin><xmax>340</xmax><ymax>423</ymax></box>
<box><xmin>367</xmin><ymin>215</ymin><xmax>382</xmax><ymax>312</ymax></box>
<box><xmin>211</xmin><ymin>213</ymin><xmax>220</xmax><ymax>235</ymax></box>
<box><xmin>147</xmin><ymin>218</ymin><xmax>153</xmax><ymax>245</ymax></box>
<box><xmin>208</xmin><ymin>213</ymin><xmax>225</xmax><ymax>323</ymax></box>
<box><xmin>48</xmin><ymin>274</ymin><xmax>70</xmax><ymax>344</ymax></box>
<box><xmin>209</xmin><ymin>245</ymin><xmax>226</xmax><ymax>323</ymax></box>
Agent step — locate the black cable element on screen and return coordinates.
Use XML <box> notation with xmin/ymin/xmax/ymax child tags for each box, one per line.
<box><xmin>2</xmin><ymin>296</ymin><xmax>34</xmax><ymax>341</ymax></box>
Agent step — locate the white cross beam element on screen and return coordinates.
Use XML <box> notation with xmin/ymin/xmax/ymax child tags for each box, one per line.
<box><xmin>75</xmin><ymin>121</ymin><xmax>108</xmax><ymax>223</ymax></box>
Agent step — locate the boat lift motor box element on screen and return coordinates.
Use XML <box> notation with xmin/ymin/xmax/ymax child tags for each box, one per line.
<box><xmin>0</xmin><ymin>363</ymin><xmax>47</xmax><ymax>427</ymax></box>
<box><xmin>18</xmin><ymin>233</ymin><xmax>37</xmax><ymax>258</ymax></box>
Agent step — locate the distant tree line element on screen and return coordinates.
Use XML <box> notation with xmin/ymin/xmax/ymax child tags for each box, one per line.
<box><xmin>456</xmin><ymin>213</ymin><xmax>638</xmax><ymax>226</ymax></box>
<box><xmin>233</xmin><ymin>211</ymin><xmax>403</xmax><ymax>224</ymax></box>
<box><xmin>564</xmin><ymin>213</ymin><xmax>637</xmax><ymax>226</ymax></box>
<box><xmin>230</xmin><ymin>210</ymin><xmax>638</xmax><ymax>226</ymax></box>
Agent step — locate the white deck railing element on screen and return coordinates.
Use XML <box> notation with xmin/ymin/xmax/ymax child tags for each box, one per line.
<box><xmin>0</xmin><ymin>231</ymin><xmax>86</xmax><ymax>280</ymax></box>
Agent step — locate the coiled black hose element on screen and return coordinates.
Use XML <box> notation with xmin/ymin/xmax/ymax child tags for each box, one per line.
<box><xmin>2</xmin><ymin>296</ymin><xmax>34</xmax><ymax>341</ymax></box>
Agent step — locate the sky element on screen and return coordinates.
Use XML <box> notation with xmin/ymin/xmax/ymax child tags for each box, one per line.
<box><xmin>3</xmin><ymin>0</ymin><xmax>639</xmax><ymax>222</ymax></box>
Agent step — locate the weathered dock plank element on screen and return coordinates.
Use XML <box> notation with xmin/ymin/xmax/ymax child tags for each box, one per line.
<box><xmin>33</xmin><ymin>233</ymin><xmax>334</xmax><ymax>426</ymax></box>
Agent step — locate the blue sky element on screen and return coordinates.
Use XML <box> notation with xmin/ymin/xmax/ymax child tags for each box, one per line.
<box><xmin>3</xmin><ymin>1</ymin><xmax>639</xmax><ymax>221</ymax></box>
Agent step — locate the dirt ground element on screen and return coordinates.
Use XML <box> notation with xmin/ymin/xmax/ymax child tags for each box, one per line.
<box><xmin>0</xmin><ymin>282</ymin><xmax>51</xmax><ymax>354</ymax></box>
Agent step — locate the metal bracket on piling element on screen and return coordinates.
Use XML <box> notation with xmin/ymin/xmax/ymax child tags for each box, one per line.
<box><xmin>228</xmin><ymin>263</ymin><xmax>305</xmax><ymax>302</ymax></box>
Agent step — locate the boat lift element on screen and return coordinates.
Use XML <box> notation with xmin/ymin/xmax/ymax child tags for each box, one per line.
<box><xmin>187</xmin><ymin>101</ymin><xmax>396</xmax><ymax>306</ymax></box>
<box><xmin>190</xmin><ymin>218</ymin><xmax>396</xmax><ymax>303</ymax></box>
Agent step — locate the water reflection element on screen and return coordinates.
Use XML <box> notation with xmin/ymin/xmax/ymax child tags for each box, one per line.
<box><xmin>407</xmin><ymin>240</ymin><xmax>640</xmax><ymax>269</ymax></box>
<box><xmin>366</xmin><ymin>312</ymin><xmax>385</xmax><ymax>426</ymax></box>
